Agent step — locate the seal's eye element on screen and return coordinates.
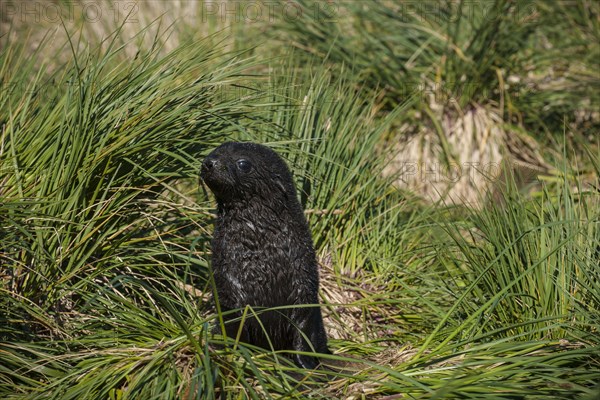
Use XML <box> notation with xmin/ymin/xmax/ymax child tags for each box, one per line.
<box><xmin>236</xmin><ymin>159</ymin><xmax>252</xmax><ymax>173</ymax></box>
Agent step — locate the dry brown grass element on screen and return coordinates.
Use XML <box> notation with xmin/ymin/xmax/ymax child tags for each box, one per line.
<box><xmin>1</xmin><ymin>0</ymin><xmax>239</xmax><ymax>68</ymax></box>
<box><xmin>385</xmin><ymin>100</ymin><xmax>551</xmax><ymax>208</ymax></box>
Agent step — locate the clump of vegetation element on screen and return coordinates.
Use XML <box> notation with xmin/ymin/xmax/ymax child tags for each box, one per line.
<box><xmin>276</xmin><ymin>0</ymin><xmax>599</xmax><ymax>205</ymax></box>
<box><xmin>1</xmin><ymin>1</ymin><xmax>599</xmax><ymax>398</ymax></box>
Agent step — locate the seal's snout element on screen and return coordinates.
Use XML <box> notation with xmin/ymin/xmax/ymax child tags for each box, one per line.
<box><xmin>203</xmin><ymin>156</ymin><xmax>217</xmax><ymax>170</ymax></box>
<box><xmin>201</xmin><ymin>155</ymin><xmax>219</xmax><ymax>178</ymax></box>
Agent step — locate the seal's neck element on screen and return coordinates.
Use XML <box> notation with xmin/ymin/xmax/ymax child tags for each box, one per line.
<box><xmin>217</xmin><ymin>195</ymin><xmax>302</xmax><ymax>225</ymax></box>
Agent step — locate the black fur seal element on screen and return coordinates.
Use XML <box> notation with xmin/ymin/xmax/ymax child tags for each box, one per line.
<box><xmin>200</xmin><ymin>142</ymin><xmax>330</xmax><ymax>369</ymax></box>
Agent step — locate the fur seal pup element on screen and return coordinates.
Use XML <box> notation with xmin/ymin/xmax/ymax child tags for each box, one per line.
<box><xmin>200</xmin><ymin>142</ymin><xmax>330</xmax><ymax>369</ymax></box>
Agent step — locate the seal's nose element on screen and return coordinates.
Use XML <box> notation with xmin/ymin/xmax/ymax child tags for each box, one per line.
<box><xmin>202</xmin><ymin>157</ymin><xmax>217</xmax><ymax>172</ymax></box>
<box><xmin>201</xmin><ymin>154</ymin><xmax>221</xmax><ymax>176</ymax></box>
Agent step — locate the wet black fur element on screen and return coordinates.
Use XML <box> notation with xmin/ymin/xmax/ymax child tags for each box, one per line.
<box><xmin>200</xmin><ymin>142</ymin><xmax>330</xmax><ymax>369</ymax></box>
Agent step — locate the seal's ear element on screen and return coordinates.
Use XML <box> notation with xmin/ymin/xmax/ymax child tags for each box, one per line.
<box><xmin>272</xmin><ymin>173</ymin><xmax>288</xmax><ymax>198</ymax></box>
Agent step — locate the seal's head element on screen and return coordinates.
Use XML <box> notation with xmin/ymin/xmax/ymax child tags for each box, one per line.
<box><xmin>200</xmin><ymin>142</ymin><xmax>295</xmax><ymax>205</ymax></box>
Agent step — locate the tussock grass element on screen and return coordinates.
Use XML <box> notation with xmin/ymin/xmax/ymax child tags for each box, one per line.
<box><xmin>275</xmin><ymin>0</ymin><xmax>599</xmax><ymax>206</ymax></box>
<box><xmin>1</xmin><ymin>2</ymin><xmax>599</xmax><ymax>399</ymax></box>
